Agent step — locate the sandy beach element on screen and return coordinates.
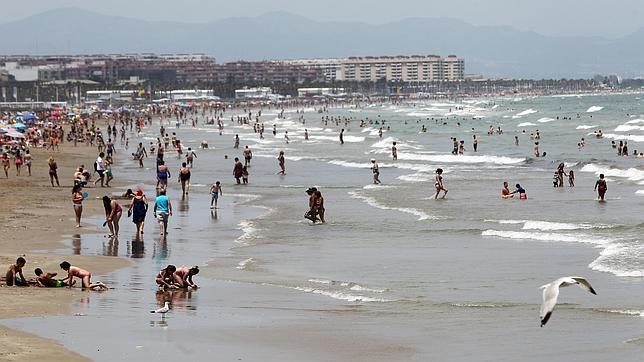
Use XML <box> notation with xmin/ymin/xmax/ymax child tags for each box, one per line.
<box><xmin>0</xmin><ymin>142</ymin><xmax>130</xmax><ymax>361</ymax></box>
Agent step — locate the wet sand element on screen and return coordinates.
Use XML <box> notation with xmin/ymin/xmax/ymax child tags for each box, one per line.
<box><xmin>0</xmin><ymin>142</ymin><xmax>130</xmax><ymax>361</ymax></box>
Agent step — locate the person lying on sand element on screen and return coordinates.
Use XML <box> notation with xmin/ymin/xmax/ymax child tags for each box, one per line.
<box><xmin>34</xmin><ymin>268</ymin><xmax>75</xmax><ymax>288</ymax></box>
<box><xmin>59</xmin><ymin>261</ymin><xmax>107</xmax><ymax>290</ymax></box>
<box><xmin>5</xmin><ymin>257</ymin><xmax>28</xmax><ymax>286</ymax></box>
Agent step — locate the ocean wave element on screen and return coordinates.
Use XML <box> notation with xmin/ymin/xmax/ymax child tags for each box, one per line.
<box><xmin>236</xmin><ymin>258</ymin><xmax>255</xmax><ymax>270</ymax></box>
<box><xmin>517</xmin><ymin>122</ymin><xmax>537</xmax><ymax>127</ymax></box>
<box><xmin>636</xmin><ymin>190</ymin><xmax>644</xmax><ymax>195</ymax></box>
<box><xmin>594</xmin><ymin>309</ymin><xmax>644</xmax><ymax>317</ymax></box>
<box><xmin>328</xmin><ymin>160</ymin><xmax>371</xmax><ymax>169</ymax></box>
<box><xmin>396</xmin><ymin>153</ymin><xmax>525</xmax><ymax>165</ymax></box>
<box><xmin>625</xmin><ymin>119</ymin><xmax>644</xmax><ymax>125</ymax></box>
<box><xmin>290</xmin><ymin>286</ymin><xmax>389</xmax><ymax>302</ymax></box>
<box><xmin>481</xmin><ymin>229</ymin><xmax>603</xmax><ymax>245</ymax></box>
<box><xmin>397</xmin><ymin>173</ymin><xmax>434</xmax><ymax>183</ymax></box>
<box><xmin>581</xmin><ymin>164</ymin><xmax>644</xmax><ymax>182</ymax></box>
<box><xmin>600</xmin><ymin>133</ymin><xmax>644</xmax><ymax>142</ymax></box>
<box><xmin>537</xmin><ymin>117</ymin><xmax>555</xmax><ymax>123</ymax></box>
<box><xmin>521</xmin><ymin>220</ymin><xmax>598</xmax><ymax>231</ymax></box>
<box><xmin>349</xmin><ymin>191</ymin><xmax>434</xmax><ymax>221</ymax></box>
<box><xmin>586</xmin><ymin>106</ymin><xmax>604</xmax><ymax>113</ymax></box>
<box><xmin>513</xmin><ymin>109</ymin><xmax>538</xmax><ymax>118</ymax></box>
<box><xmin>576</xmin><ymin>125</ymin><xmax>598</xmax><ymax>129</ymax></box>
<box><xmin>614</xmin><ymin>125</ymin><xmax>644</xmax><ymax>132</ymax></box>
<box><xmin>362</xmin><ymin>184</ymin><xmax>397</xmax><ymax>190</ymax></box>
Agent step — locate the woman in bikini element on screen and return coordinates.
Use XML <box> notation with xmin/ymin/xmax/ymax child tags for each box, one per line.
<box><xmin>434</xmin><ymin>168</ymin><xmax>448</xmax><ymax>199</ymax></box>
<box><xmin>157</xmin><ymin>160</ymin><xmax>170</xmax><ymax>189</ymax></box>
<box><xmin>102</xmin><ymin>196</ymin><xmax>123</xmax><ymax>237</ymax></box>
<box><xmin>173</xmin><ymin>266</ymin><xmax>200</xmax><ymax>288</ymax></box>
<box><xmin>72</xmin><ymin>184</ymin><xmax>84</xmax><ymax>227</ymax></box>
<box><xmin>1</xmin><ymin>153</ymin><xmax>9</xmax><ymax>178</ymax></box>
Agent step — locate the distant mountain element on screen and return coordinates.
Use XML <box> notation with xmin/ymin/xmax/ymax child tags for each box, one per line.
<box><xmin>1</xmin><ymin>7</ymin><xmax>643</xmax><ymax>78</ymax></box>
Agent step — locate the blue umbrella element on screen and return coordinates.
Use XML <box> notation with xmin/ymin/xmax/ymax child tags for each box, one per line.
<box><xmin>23</xmin><ymin>114</ymin><xmax>36</xmax><ymax>121</ymax></box>
<box><xmin>13</xmin><ymin>123</ymin><xmax>27</xmax><ymax>129</ymax></box>
<box><xmin>67</xmin><ymin>112</ymin><xmax>76</xmax><ymax>117</ymax></box>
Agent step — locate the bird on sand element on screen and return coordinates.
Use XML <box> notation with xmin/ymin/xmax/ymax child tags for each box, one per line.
<box><xmin>539</xmin><ymin>276</ymin><xmax>596</xmax><ymax>327</ymax></box>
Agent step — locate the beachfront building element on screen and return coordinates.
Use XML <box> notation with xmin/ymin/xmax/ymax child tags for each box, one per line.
<box><xmin>235</xmin><ymin>87</ymin><xmax>274</xmax><ymax>99</ymax></box>
<box><xmin>297</xmin><ymin>87</ymin><xmax>345</xmax><ymax>97</ymax></box>
<box><xmin>336</xmin><ymin>55</ymin><xmax>464</xmax><ymax>82</ymax></box>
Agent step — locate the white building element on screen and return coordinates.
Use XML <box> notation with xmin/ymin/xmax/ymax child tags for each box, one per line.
<box><xmin>297</xmin><ymin>87</ymin><xmax>345</xmax><ymax>97</ymax></box>
<box><xmin>235</xmin><ymin>87</ymin><xmax>273</xmax><ymax>99</ymax></box>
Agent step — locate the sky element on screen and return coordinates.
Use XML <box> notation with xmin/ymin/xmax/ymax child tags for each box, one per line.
<box><xmin>0</xmin><ymin>0</ymin><xmax>642</xmax><ymax>38</ymax></box>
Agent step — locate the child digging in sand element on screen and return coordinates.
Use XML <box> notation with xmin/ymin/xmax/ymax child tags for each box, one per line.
<box><xmin>34</xmin><ymin>268</ymin><xmax>74</xmax><ymax>288</ymax></box>
<box><xmin>5</xmin><ymin>257</ymin><xmax>28</xmax><ymax>286</ymax></box>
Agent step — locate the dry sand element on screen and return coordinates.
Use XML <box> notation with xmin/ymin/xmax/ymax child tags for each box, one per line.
<box><xmin>0</xmin><ymin>142</ymin><xmax>130</xmax><ymax>361</ymax></box>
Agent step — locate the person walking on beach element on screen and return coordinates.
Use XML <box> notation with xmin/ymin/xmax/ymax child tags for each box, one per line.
<box><xmin>243</xmin><ymin>146</ymin><xmax>253</xmax><ymax>167</ymax></box>
<box><xmin>93</xmin><ymin>152</ymin><xmax>106</xmax><ymax>187</ymax></box>
<box><xmin>178</xmin><ymin>162</ymin><xmax>191</xmax><ymax>195</ymax></box>
<box><xmin>371</xmin><ymin>159</ymin><xmax>381</xmax><ymax>184</ymax></box>
<box><xmin>128</xmin><ymin>189</ymin><xmax>148</xmax><ymax>237</ymax></box>
<box><xmin>24</xmin><ymin>150</ymin><xmax>32</xmax><ymax>176</ymax></box>
<box><xmin>2</xmin><ymin>153</ymin><xmax>10</xmax><ymax>178</ymax></box>
<box><xmin>233</xmin><ymin>157</ymin><xmax>243</xmax><ymax>184</ymax></box>
<box><xmin>48</xmin><ymin>157</ymin><xmax>60</xmax><ymax>187</ymax></box>
<box><xmin>72</xmin><ymin>184</ymin><xmax>84</xmax><ymax>227</ymax></box>
<box><xmin>154</xmin><ymin>189</ymin><xmax>173</xmax><ymax>236</ymax></box>
<box><xmin>186</xmin><ymin>147</ymin><xmax>197</xmax><ymax>168</ymax></box>
<box><xmin>102</xmin><ymin>196</ymin><xmax>123</xmax><ymax>238</ymax></box>
<box><xmin>277</xmin><ymin>151</ymin><xmax>285</xmax><ymax>175</ymax></box>
<box><xmin>210</xmin><ymin>181</ymin><xmax>222</xmax><ymax>209</ymax></box>
<box><xmin>594</xmin><ymin>174</ymin><xmax>607</xmax><ymax>201</ymax></box>
<box><xmin>392</xmin><ymin>142</ymin><xmax>398</xmax><ymax>160</ymax></box>
<box><xmin>14</xmin><ymin>151</ymin><xmax>22</xmax><ymax>176</ymax></box>
<box><xmin>157</xmin><ymin>161</ymin><xmax>171</xmax><ymax>190</ymax></box>
<box><xmin>434</xmin><ymin>168</ymin><xmax>448</xmax><ymax>199</ymax></box>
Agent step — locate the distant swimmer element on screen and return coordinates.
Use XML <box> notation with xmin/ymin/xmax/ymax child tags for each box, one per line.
<box><xmin>594</xmin><ymin>174</ymin><xmax>607</xmax><ymax>201</ymax></box>
<box><xmin>434</xmin><ymin>168</ymin><xmax>448</xmax><ymax>199</ymax></box>
<box><xmin>501</xmin><ymin>181</ymin><xmax>514</xmax><ymax>199</ymax></box>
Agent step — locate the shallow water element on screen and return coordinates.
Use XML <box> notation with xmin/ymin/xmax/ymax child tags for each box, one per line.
<box><xmin>3</xmin><ymin>94</ymin><xmax>644</xmax><ymax>360</ymax></box>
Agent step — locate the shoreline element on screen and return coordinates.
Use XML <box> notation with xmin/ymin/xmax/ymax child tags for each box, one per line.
<box><xmin>0</xmin><ymin>142</ymin><xmax>130</xmax><ymax>361</ymax></box>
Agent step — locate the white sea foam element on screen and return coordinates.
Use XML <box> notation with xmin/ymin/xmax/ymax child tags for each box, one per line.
<box><xmin>537</xmin><ymin>117</ymin><xmax>555</xmax><ymax>123</ymax></box>
<box><xmin>625</xmin><ymin>119</ymin><xmax>644</xmax><ymax>124</ymax></box>
<box><xmin>349</xmin><ymin>191</ymin><xmax>434</xmax><ymax>221</ymax></box>
<box><xmin>328</xmin><ymin>160</ymin><xmax>371</xmax><ymax>169</ymax></box>
<box><xmin>614</xmin><ymin>125</ymin><xmax>644</xmax><ymax>132</ymax></box>
<box><xmin>513</xmin><ymin>109</ymin><xmax>538</xmax><ymax>118</ymax></box>
<box><xmin>636</xmin><ymin>190</ymin><xmax>644</xmax><ymax>195</ymax></box>
<box><xmin>236</xmin><ymin>258</ymin><xmax>255</xmax><ymax>270</ymax></box>
<box><xmin>398</xmin><ymin>173</ymin><xmax>434</xmax><ymax>183</ymax></box>
<box><xmin>576</xmin><ymin>125</ymin><xmax>598</xmax><ymax>129</ymax></box>
<box><xmin>586</xmin><ymin>106</ymin><xmax>604</xmax><ymax>113</ymax></box>
<box><xmin>581</xmin><ymin>164</ymin><xmax>644</xmax><ymax>182</ymax></box>
<box><xmin>601</xmin><ymin>133</ymin><xmax>644</xmax><ymax>142</ymax></box>
<box><xmin>290</xmin><ymin>286</ymin><xmax>389</xmax><ymax>302</ymax></box>
<box><xmin>595</xmin><ymin>309</ymin><xmax>644</xmax><ymax>317</ymax></box>
<box><xmin>396</xmin><ymin>153</ymin><xmax>525</xmax><ymax>165</ymax></box>
<box><xmin>481</xmin><ymin>230</ymin><xmax>601</xmax><ymax>244</ymax></box>
<box><xmin>521</xmin><ymin>221</ymin><xmax>596</xmax><ymax>231</ymax></box>
<box><xmin>517</xmin><ymin>122</ymin><xmax>536</xmax><ymax>127</ymax></box>
<box><xmin>362</xmin><ymin>184</ymin><xmax>397</xmax><ymax>190</ymax></box>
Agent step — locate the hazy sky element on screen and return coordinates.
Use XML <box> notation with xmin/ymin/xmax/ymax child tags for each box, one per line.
<box><xmin>1</xmin><ymin>0</ymin><xmax>642</xmax><ymax>38</ymax></box>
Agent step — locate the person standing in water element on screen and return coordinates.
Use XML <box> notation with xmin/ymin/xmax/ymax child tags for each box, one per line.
<box><xmin>434</xmin><ymin>168</ymin><xmax>448</xmax><ymax>199</ymax></box>
<box><xmin>72</xmin><ymin>184</ymin><xmax>84</xmax><ymax>227</ymax></box>
<box><xmin>210</xmin><ymin>181</ymin><xmax>222</xmax><ymax>209</ymax></box>
<box><xmin>568</xmin><ymin>170</ymin><xmax>575</xmax><ymax>187</ymax></box>
<box><xmin>128</xmin><ymin>189</ymin><xmax>148</xmax><ymax>238</ymax></box>
<box><xmin>277</xmin><ymin>151</ymin><xmax>286</xmax><ymax>175</ymax></box>
<box><xmin>234</xmin><ymin>134</ymin><xmax>240</xmax><ymax>149</ymax></box>
<box><xmin>186</xmin><ymin>147</ymin><xmax>197</xmax><ymax>168</ymax></box>
<box><xmin>102</xmin><ymin>196</ymin><xmax>122</xmax><ymax>238</ymax></box>
<box><xmin>233</xmin><ymin>157</ymin><xmax>243</xmax><ymax>184</ymax></box>
<box><xmin>594</xmin><ymin>174</ymin><xmax>607</xmax><ymax>201</ymax></box>
<box><xmin>243</xmin><ymin>146</ymin><xmax>253</xmax><ymax>167</ymax></box>
<box><xmin>340</xmin><ymin>129</ymin><xmax>344</xmax><ymax>145</ymax></box>
<box><xmin>371</xmin><ymin>159</ymin><xmax>381</xmax><ymax>184</ymax></box>
<box><xmin>178</xmin><ymin>162</ymin><xmax>191</xmax><ymax>196</ymax></box>
<box><xmin>392</xmin><ymin>142</ymin><xmax>398</xmax><ymax>160</ymax></box>
<box><xmin>154</xmin><ymin>189</ymin><xmax>173</xmax><ymax>236</ymax></box>
<box><xmin>472</xmin><ymin>135</ymin><xmax>478</xmax><ymax>152</ymax></box>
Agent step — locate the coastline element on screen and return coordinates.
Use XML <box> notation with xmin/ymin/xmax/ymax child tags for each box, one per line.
<box><xmin>0</xmin><ymin>142</ymin><xmax>130</xmax><ymax>361</ymax></box>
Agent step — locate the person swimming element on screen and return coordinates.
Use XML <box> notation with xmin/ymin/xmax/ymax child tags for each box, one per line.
<box><xmin>512</xmin><ymin>184</ymin><xmax>527</xmax><ymax>200</ymax></box>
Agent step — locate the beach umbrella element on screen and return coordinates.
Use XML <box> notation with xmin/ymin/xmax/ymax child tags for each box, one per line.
<box><xmin>7</xmin><ymin>129</ymin><xmax>25</xmax><ymax>138</ymax></box>
<box><xmin>23</xmin><ymin>114</ymin><xmax>36</xmax><ymax>121</ymax></box>
<box><xmin>0</xmin><ymin>128</ymin><xmax>7</xmax><ymax>134</ymax></box>
<box><xmin>67</xmin><ymin>112</ymin><xmax>76</xmax><ymax>117</ymax></box>
<box><xmin>13</xmin><ymin>123</ymin><xmax>27</xmax><ymax>130</ymax></box>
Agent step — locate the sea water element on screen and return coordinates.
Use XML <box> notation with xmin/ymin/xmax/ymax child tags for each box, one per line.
<box><xmin>3</xmin><ymin>93</ymin><xmax>643</xmax><ymax>360</ymax></box>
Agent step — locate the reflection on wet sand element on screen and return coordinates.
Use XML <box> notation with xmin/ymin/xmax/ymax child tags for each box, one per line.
<box><xmin>178</xmin><ymin>196</ymin><xmax>189</xmax><ymax>212</ymax></box>
<box><xmin>72</xmin><ymin>234</ymin><xmax>81</xmax><ymax>255</ymax></box>
<box><xmin>210</xmin><ymin>209</ymin><xmax>218</xmax><ymax>221</ymax></box>
<box><xmin>103</xmin><ymin>237</ymin><xmax>119</xmax><ymax>256</ymax></box>
<box><xmin>130</xmin><ymin>237</ymin><xmax>145</xmax><ymax>258</ymax></box>
<box><xmin>155</xmin><ymin>289</ymin><xmax>197</xmax><ymax>311</ymax></box>
<box><xmin>152</xmin><ymin>238</ymin><xmax>169</xmax><ymax>260</ymax></box>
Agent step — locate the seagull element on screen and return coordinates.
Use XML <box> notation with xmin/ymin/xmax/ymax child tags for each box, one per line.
<box><xmin>539</xmin><ymin>276</ymin><xmax>596</xmax><ymax>327</ymax></box>
<box><xmin>151</xmin><ymin>302</ymin><xmax>170</xmax><ymax>316</ymax></box>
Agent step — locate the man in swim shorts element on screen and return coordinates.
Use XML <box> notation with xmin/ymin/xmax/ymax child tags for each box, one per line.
<box><xmin>5</xmin><ymin>257</ymin><xmax>28</xmax><ymax>286</ymax></box>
